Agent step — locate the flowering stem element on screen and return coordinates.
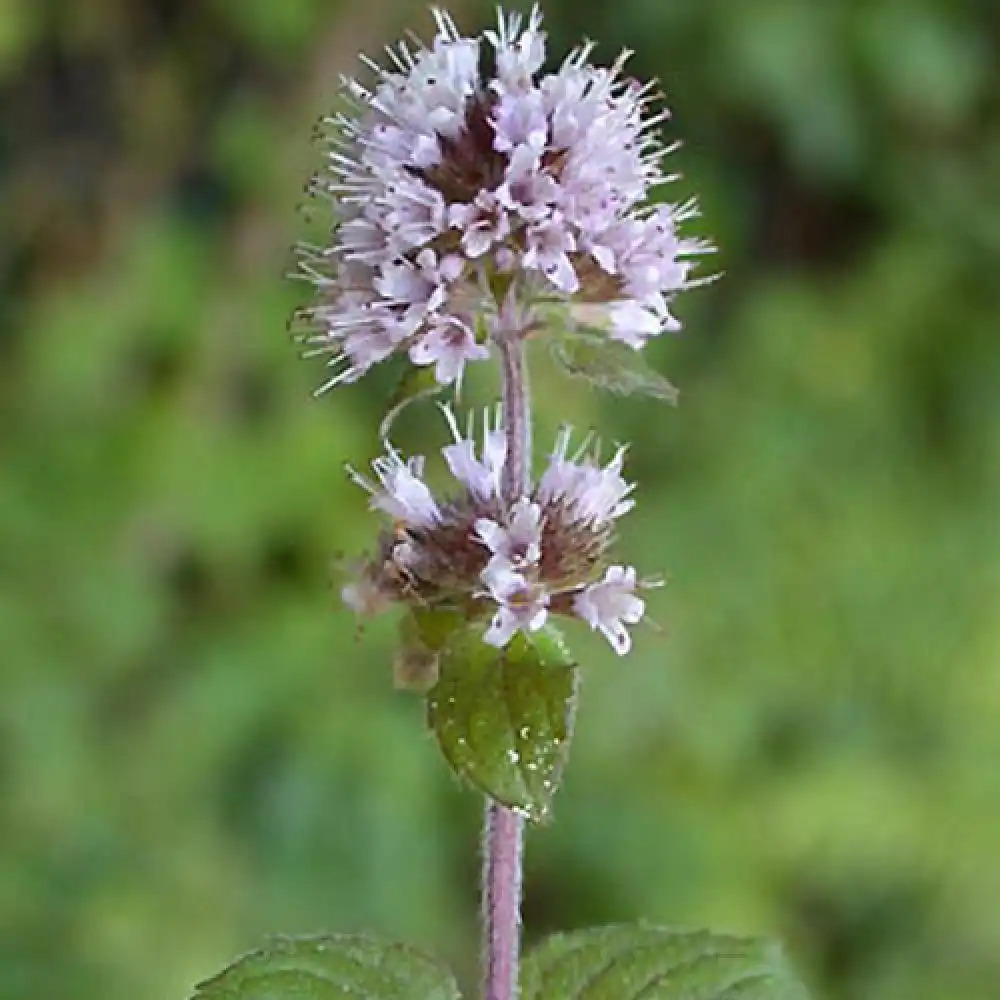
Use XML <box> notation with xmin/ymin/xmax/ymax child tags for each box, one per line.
<box><xmin>482</xmin><ymin>798</ymin><xmax>524</xmax><ymax>1000</ymax></box>
<box><xmin>481</xmin><ymin>330</ymin><xmax>531</xmax><ymax>1000</ymax></box>
<box><xmin>498</xmin><ymin>332</ymin><xmax>531</xmax><ymax>503</ymax></box>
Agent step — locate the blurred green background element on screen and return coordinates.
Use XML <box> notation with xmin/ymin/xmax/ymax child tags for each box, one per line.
<box><xmin>2</xmin><ymin>1</ymin><xmax>999</xmax><ymax>998</ymax></box>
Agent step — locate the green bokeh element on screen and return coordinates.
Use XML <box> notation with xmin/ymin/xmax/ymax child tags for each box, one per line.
<box><xmin>1</xmin><ymin>2</ymin><xmax>998</xmax><ymax>999</ymax></box>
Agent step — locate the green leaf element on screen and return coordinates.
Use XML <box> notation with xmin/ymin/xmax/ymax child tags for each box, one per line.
<box><xmin>190</xmin><ymin>934</ymin><xmax>460</xmax><ymax>1000</ymax></box>
<box><xmin>551</xmin><ymin>331</ymin><xmax>679</xmax><ymax>403</ymax></box>
<box><xmin>379</xmin><ymin>365</ymin><xmax>443</xmax><ymax>440</ymax></box>
<box><xmin>410</xmin><ymin>606</ymin><xmax>468</xmax><ymax>651</ymax></box>
<box><xmin>522</xmin><ymin>925</ymin><xmax>811</xmax><ymax>1000</ymax></box>
<box><xmin>427</xmin><ymin>625</ymin><xmax>578</xmax><ymax>822</ymax></box>
<box><xmin>394</xmin><ymin>607</ymin><xmax>467</xmax><ymax>692</ymax></box>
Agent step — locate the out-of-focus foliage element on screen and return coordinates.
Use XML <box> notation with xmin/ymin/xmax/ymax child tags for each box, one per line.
<box><xmin>1</xmin><ymin>2</ymin><xmax>998</xmax><ymax>999</ymax></box>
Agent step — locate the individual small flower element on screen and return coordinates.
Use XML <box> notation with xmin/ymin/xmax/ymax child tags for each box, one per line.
<box><xmin>350</xmin><ymin>449</ymin><xmax>439</xmax><ymax>528</ymax></box>
<box><xmin>293</xmin><ymin>5</ymin><xmax>708</xmax><ymax>393</ymax></box>
<box><xmin>409</xmin><ymin>319</ymin><xmax>490</xmax><ymax>385</ymax></box>
<box><xmin>343</xmin><ymin>409</ymin><xmax>652</xmax><ymax>652</ymax></box>
<box><xmin>536</xmin><ymin>427</ymin><xmax>634</xmax><ymax>525</ymax></box>
<box><xmin>441</xmin><ymin>404</ymin><xmax>506</xmax><ymax>501</ymax></box>
<box><xmin>482</xmin><ymin>563</ymin><xmax>549</xmax><ymax>647</ymax></box>
<box><xmin>573</xmin><ymin>564</ymin><xmax>645</xmax><ymax>656</ymax></box>
<box><xmin>474</xmin><ymin>498</ymin><xmax>543</xmax><ymax>573</ymax></box>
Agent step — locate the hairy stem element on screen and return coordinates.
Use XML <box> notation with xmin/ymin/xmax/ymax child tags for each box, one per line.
<box><xmin>482</xmin><ymin>329</ymin><xmax>531</xmax><ymax>1000</ymax></box>
<box><xmin>482</xmin><ymin>799</ymin><xmax>525</xmax><ymax>1000</ymax></box>
<box><xmin>498</xmin><ymin>332</ymin><xmax>531</xmax><ymax>502</ymax></box>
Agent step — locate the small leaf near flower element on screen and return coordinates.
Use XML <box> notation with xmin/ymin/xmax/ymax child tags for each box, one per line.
<box><xmin>190</xmin><ymin>933</ymin><xmax>460</xmax><ymax>1000</ymax></box>
<box><xmin>551</xmin><ymin>330</ymin><xmax>680</xmax><ymax>403</ymax></box>
<box><xmin>379</xmin><ymin>365</ymin><xmax>445</xmax><ymax>440</ymax></box>
<box><xmin>394</xmin><ymin>628</ymin><xmax>440</xmax><ymax>693</ymax></box>
<box><xmin>521</xmin><ymin>925</ymin><xmax>812</xmax><ymax>1000</ymax></box>
<box><xmin>427</xmin><ymin>624</ymin><xmax>578</xmax><ymax>823</ymax></box>
<box><xmin>395</xmin><ymin>607</ymin><xmax>468</xmax><ymax>692</ymax></box>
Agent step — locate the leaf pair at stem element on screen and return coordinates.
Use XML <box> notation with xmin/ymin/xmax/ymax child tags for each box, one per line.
<box><xmin>192</xmin><ymin>926</ymin><xmax>810</xmax><ymax>1000</ymax></box>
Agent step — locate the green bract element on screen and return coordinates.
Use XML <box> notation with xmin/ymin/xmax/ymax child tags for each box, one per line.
<box><xmin>551</xmin><ymin>329</ymin><xmax>680</xmax><ymax>403</ymax></box>
<box><xmin>395</xmin><ymin>606</ymin><xmax>467</xmax><ymax>692</ymax></box>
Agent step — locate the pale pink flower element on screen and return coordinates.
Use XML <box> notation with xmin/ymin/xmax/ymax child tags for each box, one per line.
<box><xmin>294</xmin><ymin>5</ymin><xmax>707</xmax><ymax>392</ymax></box>
<box><xmin>440</xmin><ymin>404</ymin><xmax>506</xmax><ymax>501</ymax></box>
<box><xmin>482</xmin><ymin>564</ymin><xmax>550</xmax><ymax>647</ymax></box>
<box><xmin>536</xmin><ymin>428</ymin><xmax>635</xmax><ymax>526</ymax></box>
<box><xmin>409</xmin><ymin>319</ymin><xmax>490</xmax><ymax>385</ymax></box>
<box><xmin>573</xmin><ymin>565</ymin><xmax>645</xmax><ymax>655</ymax></box>
<box><xmin>350</xmin><ymin>449</ymin><xmax>439</xmax><ymax>528</ymax></box>
<box><xmin>474</xmin><ymin>498</ymin><xmax>544</xmax><ymax>573</ymax></box>
<box><xmin>344</xmin><ymin>413</ymin><xmax>650</xmax><ymax>651</ymax></box>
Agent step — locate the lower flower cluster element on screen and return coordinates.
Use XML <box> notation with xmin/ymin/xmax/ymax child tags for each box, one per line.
<box><xmin>343</xmin><ymin>408</ymin><xmax>653</xmax><ymax>655</ymax></box>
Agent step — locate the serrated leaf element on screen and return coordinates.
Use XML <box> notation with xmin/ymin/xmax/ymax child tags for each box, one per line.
<box><xmin>379</xmin><ymin>366</ymin><xmax>443</xmax><ymax>439</ymax></box>
<box><xmin>427</xmin><ymin>625</ymin><xmax>578</xmax><ymax>822</ymax></box>
<box><xmin>191</xmin><ymin>934</ymin><xmax>460</xmax><ymax>1000</ymax></box>
<box><xmin>522</xmin><ymin>925</ymin><xmax>811</xmax><ymax>1000</ymax></box>
<box><xmin>551</xmin><ymin>331</ymin><xmax>679</xmax><ymax>403</ymax></box>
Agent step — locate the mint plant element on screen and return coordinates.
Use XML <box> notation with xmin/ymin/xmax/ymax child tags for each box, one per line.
<box><xmin>189</xmin><ymin>7</ymin><xmax>811</xmax><ymax>1000</ymax></box>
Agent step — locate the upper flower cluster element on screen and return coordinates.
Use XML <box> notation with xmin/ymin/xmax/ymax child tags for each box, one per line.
<box><xmin>295</xmin><ymin>5</ymin><xmax>706</xmax><ymax>393</ymax></box>
<box><xmin>343</xmin><ymin>409</ymin><xmax>652</xmax><ymax>655</ymax></box>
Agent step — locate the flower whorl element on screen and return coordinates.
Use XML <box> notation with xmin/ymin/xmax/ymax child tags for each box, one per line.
<box><xmin>295</xmin><ymin>5</ymin><xmax>706</xmax><ymax>392</ymax></box>
<box><xmin>344</xmin><ymin>410</ymin><xmax>653</xmax><ymax>655</ymax></box>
